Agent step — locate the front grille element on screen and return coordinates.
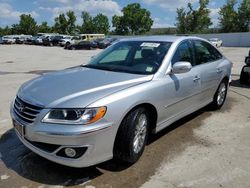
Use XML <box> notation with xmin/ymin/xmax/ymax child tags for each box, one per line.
<box><xmin>13</xmin><ymin>96</ymin><xmax>43</xmax><ymax>124</ymax></box>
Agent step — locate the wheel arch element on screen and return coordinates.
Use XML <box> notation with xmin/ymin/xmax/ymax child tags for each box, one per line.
<box><xmin>119</xmin><ymin>103</ymin><xmax>158</xmax><ymax>134</ymax></box>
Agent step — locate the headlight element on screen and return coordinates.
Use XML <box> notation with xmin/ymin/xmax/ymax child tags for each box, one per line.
<box><xmin>42</xmin><ymin>107</ymin><xmax>106</xmax><ymax>125</ymax></box>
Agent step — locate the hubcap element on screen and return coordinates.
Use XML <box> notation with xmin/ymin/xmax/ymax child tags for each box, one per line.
<box><xmin>133</xmin><ymin>114</ymin><xmax>147</xmax><ymax>154</ymax></box>
<box><xmin>217</xmin><ymin>82</ymin><xmax>226</xmax><ymax>106</ymax></box>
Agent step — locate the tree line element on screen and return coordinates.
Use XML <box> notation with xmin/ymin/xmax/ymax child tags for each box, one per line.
<box><xmin>0</xmin><ymin>1</ymin><xmax>249</xmax><ymax>36</ymax></box>
<box><xmin>0</xmin><ymin>3</ymin><xmax>153</xmax><ymax>36</ymax></box>
<box><xmin>176</xmin><ymin>0</ymin><xmax>250</xmax><ymax>34</ymax></box>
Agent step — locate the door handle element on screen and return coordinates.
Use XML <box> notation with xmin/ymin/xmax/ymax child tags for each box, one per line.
<box><xmin>217</xmin><ymin>68</ymin><xmax>223</xmax><ymax>73</ymax></box>
<box><xmin>193</xmin><ymin>76</ymin><xmax>201</xmax><ymax>82</ymax></box>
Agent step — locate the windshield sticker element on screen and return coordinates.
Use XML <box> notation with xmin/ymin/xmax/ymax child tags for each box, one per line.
<box><xmin>146</xmin><ymin>67</ymin><xmax>153</xmax><ymax>72</ymax></box>
<box><xmin>140</xmin><ymin>42</ymin><xmax>160</xmax><ymax>48</ymax></box>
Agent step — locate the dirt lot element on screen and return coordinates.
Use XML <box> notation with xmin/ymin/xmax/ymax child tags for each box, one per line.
<box><xmin>0</xmin><ymin>45</ymin><xmax>249</xmax><ymax>188</ymax></box>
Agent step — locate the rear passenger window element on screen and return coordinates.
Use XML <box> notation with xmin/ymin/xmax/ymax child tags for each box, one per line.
<box><xmin>194</xmin><ymin>40</ymin><xmax>222</xmax><ymax>65</ymax></box>
<box><xmin>172</xmin><ymin>41</ymin><xmax>194</xmax><ymax>65</ymax></box>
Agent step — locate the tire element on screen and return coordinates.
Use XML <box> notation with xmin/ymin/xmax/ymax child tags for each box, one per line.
<box><xmin>240</xmin><ymin>66</ymin><xmax>248</xmax><ymax>84</ymax></box>
<box><xmin>65</xmin><ymin>42</ymin><xmax>70</xmax><ymax>48</ymax></box>
<box><xmin>114</xmin><ymin>107</ymin><xmax>149</xmax><ymax>163</ymax></box>
<box><xmin>210</xmin><ymin>79</ymin><xmax>228</xmax><ymax>110</ymax></box>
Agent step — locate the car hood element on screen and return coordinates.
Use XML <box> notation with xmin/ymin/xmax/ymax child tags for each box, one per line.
<box><xmin>18</xmin><ymin>67</ymin><xmax>153</xmax><ymax>108</ymax></box>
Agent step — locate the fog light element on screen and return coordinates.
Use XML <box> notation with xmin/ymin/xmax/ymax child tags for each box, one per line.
<box><xmin>64</xmin><ymin>148</ymin><xmax>76</xmax><ymax>157</ymax></box>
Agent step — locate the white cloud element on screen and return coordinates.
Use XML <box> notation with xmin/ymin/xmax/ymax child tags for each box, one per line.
<box><xmin>209</xmin><ymin>8</ymin><xmax>220</xmax><ymax>27</ymax></box>
<box><xmin>0</xmin><ymin>3</ymin><xmax>39</xmax><ymax>25</ymax></box>
<box><xmin>39</xmin><ymin>0</ymin><xmax>122</xmax><ymax>20</ymax></box>
<box><xmin>152</xmin><ymin>17</ymin><xmax>173</xmax><ymax>28</ymax></box>
<box><xmin>76</xmin><ymin>0</ymin><xmax>122</xmax><ymax>17</ymax></box>
<box><xmin>143</xmin><ymin>0</ymin><xmax>198</xmax><ymax>11</ymax></box>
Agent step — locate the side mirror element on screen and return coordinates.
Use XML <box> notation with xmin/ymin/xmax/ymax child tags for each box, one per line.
<box><xmin>172</xmin><ymin>61</ymin><xmax>192</xmax><ymax>74</ymax></box>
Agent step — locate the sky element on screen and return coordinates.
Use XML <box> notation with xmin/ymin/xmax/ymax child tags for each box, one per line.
<box><xmin>0</xmin><ymin>0</ymin><xmax>243</xmax><ymax>28</ymax></box>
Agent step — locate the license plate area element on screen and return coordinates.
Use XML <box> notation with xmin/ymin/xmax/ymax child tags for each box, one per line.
<box><xmin>13</xmin><ymin>120</ymin><xmax>25</xmax><ymax>137</ymax></box>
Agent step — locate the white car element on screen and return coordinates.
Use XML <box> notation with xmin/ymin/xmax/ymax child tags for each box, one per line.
<box><xmin>209</xmin><ymin>38</ymin><xmax>223</xmax><ymax>48</ymax></box>
<box><xmin>2</xmin><ymin>36</ymin><xmax>16</xmax><ymax>44</ymax></box>
<box><xmin>11</xmin><ymin>36</ymin><xmax>231</xmax><ymax>167</ymax></box>
<box><xmin>58</xmin><ymin>36</ymin><xmax>74</xmax><ymax>47</ymax></box>
<box><xmin>59</xmin><ymin>36</ymin><xmax>81</xmax><ymax>48</ymax></box>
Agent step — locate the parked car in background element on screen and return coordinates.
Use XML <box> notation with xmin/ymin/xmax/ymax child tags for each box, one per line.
<box><xmin>2</xmin><ymin>36</ymin><xmax>16</xmax><ymax>44</ymax></box>
<box><xmin>16</xmin><ymin>35</ymin><xmax>32</xmax><ymax>44</ymax></box>
<box><xmin>98</xmin><ymin>37</ymin><xmax>117</xmax><ymax>49</ymax></box>
<box><xmin>58</xmin><ymin>36</ymin><xmax>75</xmax><ymax>47</ymax></box>
<box><xmin>25</xmin><ymin>36</ymin><xmax>40</xmax><ymax>45</ymax></box>
<box><xmin>209</xmin><ymin>38</ymin><xmax>223</xmax><ymax>48</ymax></box>
<box><xmin>0</xmin><ymin>37</ymin><xmax>3</xmax><ymax>44</ymax></box>
<box><xmin>11</xmin><ymin>36</ymin><xmax>231</xmax><ymax>168</ymax></box>
<box><xmin>66</xmin><ymin>40</ymin><xmax>98</xmax><ymax>50</ymax></box>
<box><xmin>43</xmin><ymin>35</ymin><xmax>68</xmax><ymax>46</ymax></box>
<box><xmin>240</xmin><ymin>50</ymin><xmax>250</xmax><ymax>84</ymax></box>
<box><xmin>79</xmin><ymin>34</ymin><xmax>105</xmax><ymax>41</ymax></box>
<box><xmin>36</xmin><ymin>34</ymin><xmax>56</xmax><ymax>45</ymax></box>
<box><xmin>35</xmin><ymin>35</ymin><xmax>46</xmax><ymax>45</ymax></box>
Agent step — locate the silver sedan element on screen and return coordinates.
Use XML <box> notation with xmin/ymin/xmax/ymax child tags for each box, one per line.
<box><xmin>11</xmin><ymin>36</ymin><xmax>232</xmax><ymax>167</ymax></box>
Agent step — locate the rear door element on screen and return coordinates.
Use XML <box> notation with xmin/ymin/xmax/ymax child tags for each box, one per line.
<box><xmin>192</xmin><ymin>40</ymin><xmax>224</xmax><ymax>103</ymax></box>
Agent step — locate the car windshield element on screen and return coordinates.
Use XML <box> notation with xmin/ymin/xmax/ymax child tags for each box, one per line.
<box><xmin>83</xmin><ymin>41</ymin><xmax>172</xmax><ymax>75</ymax></box>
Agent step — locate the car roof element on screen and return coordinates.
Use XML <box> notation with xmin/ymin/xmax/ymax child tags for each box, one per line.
<box><xmin>119</xmin><ymin>35</ymin><xmax>203</xmax><ymax>43</ymax></box>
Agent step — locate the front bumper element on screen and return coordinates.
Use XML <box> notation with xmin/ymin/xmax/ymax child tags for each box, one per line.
<box><xmin>10</xmin><ymin>103</ymin><xmax>115</xmax><ymax>168</ymax></box>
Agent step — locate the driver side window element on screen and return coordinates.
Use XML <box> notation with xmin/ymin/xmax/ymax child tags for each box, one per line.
<box><xmin>172</xmin><ymin>41</ymin><xmax>194</xmax><ymax>65</ymax></box>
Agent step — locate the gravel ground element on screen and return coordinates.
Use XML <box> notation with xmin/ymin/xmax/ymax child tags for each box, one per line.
<box><xmin>0</xmin><ymin>45</ymin><xmax>249</xmax><ymax>188</ymax></box>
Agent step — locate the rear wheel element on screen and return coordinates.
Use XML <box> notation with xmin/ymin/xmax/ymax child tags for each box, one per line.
<box><xmin>210</xmin><ymin>79</ymin><xmax>228</xmax><ymax>110</ymax></box>
<box><xmin>114</xmin><ymin>107</ymin><xmax>149</xmax><ymax>163</ymax></box>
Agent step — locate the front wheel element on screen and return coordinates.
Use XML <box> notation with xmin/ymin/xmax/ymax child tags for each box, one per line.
<box><xmin>210</xmin><ymin>79</ymin><xmax>228</xmax><ymax>110</ymax></box>
<box><xmin>114</xmin><ymin>107</ymin><xmax>149</xmax><ymax>163</ymax></box>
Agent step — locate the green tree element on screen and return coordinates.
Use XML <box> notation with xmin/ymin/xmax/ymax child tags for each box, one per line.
<box><xmin>0</xmin><ymin>26</ymin><xmax>11</xmax><ymax>36</ymax></box>
<box><xmin>112</xmin><ymin>15</ymin><xmax>129</xmax><ymax>35</ymax></box>
<box><xmin>53</xmin><ymin>13</ymin><xmax>68</xmax><ymax>34</ymax></box>
<box><xmin>176</xmin><ymin>8</ymin><xmax>188</xmax><ymax>33</ymax></box>
<box><xmin>176</xmin><ymin>0</ymin><xmax>212</xmax><ymax>34</ymax></box>
<box><xmin>66</xmin><ymin>10</ymin><xmax>77</xmax><ymax>34</ymax></box>
<box><xmin>237</xmin><ymin>0</ymin><xmax>250</xmax><ymax>32</ymax></box>
<box><xmin>17</xmin><ymin>14</ymin><xmax>37</xmax><ymax>35</ymax></box>
<box><xmin>10</xmin><ymin>24</ymin><xmax>20</xmax><ymax>34</ymax></box>
<box><xmin>37</xmin><ymin>21</ymin><xmax>51</xmax><ymax>33</ymax></box>
<box><xmin>218</xmin><ymin>0</ymin><xmax>238</xmax><ymax>32</ymax></box>
<box><xmin>53</xmin><ymin>11</ymin><xmax>76</xmax><ymax>34</ymax></box>
<box><xmin>112</xmin><ymin>3</ymin><xmax>153</xmax><ymax>35</ymax></box>
<box><xmin>81</xmin><ymin>11</ymin><xmax>95</xmax><ymax>33</ymax></box>
<box><xmin>93</xmin><ymin>13</ymin><xmax>110</xmax><ymax>34</ymax></box>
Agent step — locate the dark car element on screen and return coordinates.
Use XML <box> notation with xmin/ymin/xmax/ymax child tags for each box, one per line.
<box><xmin>25</xmin><ymin>36</ymin><xmax>38</xmax><ymax>45</ymax></box>
<box><xmin>98</xmin><ymin>38</ymin><xmax>117</xmax><ymax>49</ymax></box>
<box><xmin>0</xmin><ymin>37</ymin><xmax>3</xmax><ymax>44</ymax></box>
<box><xmin>66</xmin><ymin>40</ymin><xmax>98</xmax><ymax>50</ymax></box>
<box><xmin>240</xmin><ymin>50</ymin><xmax>250</xmax><ymax>84</ymax></box>
<box><xmin>93</xmin><ymin>38</ymin><xmax>105</xmax><ymax>47</ymax></box>
<box><xmin>42</xmin><ymin>36</ymin><xmax>53</xmax><ymax>46</ymax></box>
<box><xmin>43</xmin><ymin>35</ymin><xmax>64</xmax><ymax>46</ymax></box>
<box><xmin>16</xmin><ymin>36</ymin><xmax>32</xmax><ymax>44</ymax></box>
